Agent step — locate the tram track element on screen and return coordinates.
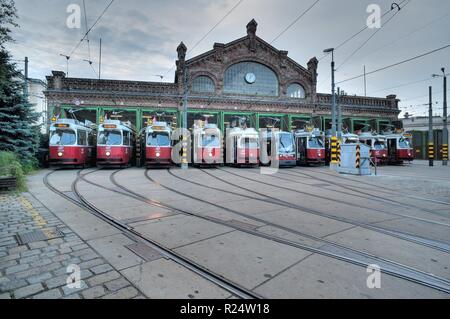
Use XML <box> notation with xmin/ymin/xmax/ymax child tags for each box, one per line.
<box><xmin>127</xmin><ymin>168</ymin><xmax>450</xmax><ymax>294</ymax></box>
<box><xmin>43</xmin><ymin>168</ymin><xmax>450</xmax><ymax>295</ymax></box>
<box><xmin>208</xmin><ymin>167</ymin><xmax>450</xmax><ymax>250</ymax></box>
<box><xmin>43</xmin><ymin>169</ymin><xmax>261</xmax><ymax>299</ymax></box>
<box><xmin>248</xmin><ymin>167</ymin><xmax>450</xmax><ymax>219</ymax></box>
<box><xmin>291</xmin><ymin>168</ymin><xmax>450</xmax><ymax>208</ymax></box>
<box><xmin>216</xmin><ymin>168</ymin><xmax>450</xmax><ymax>227</ymax></box>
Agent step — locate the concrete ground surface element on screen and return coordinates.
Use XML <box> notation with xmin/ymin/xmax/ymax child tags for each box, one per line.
<box><xmin>1</xmin><ymin>160</ymin><xmax>449</xmax><ymax>299</ymax></box>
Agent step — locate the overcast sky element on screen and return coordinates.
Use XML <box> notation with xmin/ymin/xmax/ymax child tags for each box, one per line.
<box><xmin>7</xmin><ymin>0</ymin><xmax>450</xmax><ymax>117</ymax></box>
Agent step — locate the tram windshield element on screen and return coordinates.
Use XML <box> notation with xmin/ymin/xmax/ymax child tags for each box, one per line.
<box><xmin>399</xmin><ymin>138</ymin><xmax>412</xmax><ymax>149</ymax></box>
<box><xmin>148</xmin><ymin>132</ymin><xmax>170</xmax><ymax>146</ymax></box>
<box><xmin>374</xmin><ymin>140</ymin><xmax>386</xmax><ymax>150</ymax></box>
<box><xmin>308</xmin><ymin>137</ymin><xmax>324</xmax><ymax>149</ymax></box>
<box><xmin>202</xmin><ymin>135</ymin><xmax>220</xmax><ymax>147</ymax></box>
<box><xmin>98</xmin><ymin>130</ymin><xmax>123</xmax><ymax>146</ymax></box>
<box><xmin>279</xmin><ymin>133</ymin><xmax>295</xmax><ymax>153</ymax></box>
<box><xmin>50</xmin><ymin>129</ymin><xmax>76</xmax><ymax>146</ymax></box>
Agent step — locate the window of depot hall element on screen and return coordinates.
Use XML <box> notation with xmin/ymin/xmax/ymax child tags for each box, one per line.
<box><xmin>223</xmin><ymin>62</ymin><xmax>279</xmax><ymax>96</ymax></box>
<box><xmin>287</xmin><ymin>83</ymin><xmax>306</xmax><ymax>99</ymax></box>
<box><xmin>191</xmin><ymin>76</ymin><xmax>215</xmax><ymax>93</ymax></box>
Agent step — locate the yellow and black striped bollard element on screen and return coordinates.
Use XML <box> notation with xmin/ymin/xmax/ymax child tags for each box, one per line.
<box><xmin>330</xmin><ymin>136</ymin><xmax>338</xmax><ymax>165</ymax></box>
<box><xmin>428</xmin><ymin>143</ymin><xmax>434</xmax><ymax>166</ymax></box>
<box><xmin>337</xmin><ymin>139</ymin><xmax>341</xmax><ymax>166</ymax></box>
<box><xmin>356</xmin><ymin>144</ymin><xmax>361</xmax><ymax>169</ymax></box>
<box><xmin>443</xmin><ymin>144</ymin><xmax>448</xmax><ymax>161</ymax></box>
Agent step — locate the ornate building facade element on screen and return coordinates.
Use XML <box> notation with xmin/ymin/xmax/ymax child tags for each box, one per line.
<box><xmin>45</xmin><ymin>19</ymin><xmax>400</xmax><ymax>133</ymax></box>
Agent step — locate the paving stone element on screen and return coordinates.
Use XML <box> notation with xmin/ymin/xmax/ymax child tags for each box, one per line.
<box><xmin>14</xmin><ymin>283</ymin><xmax>44</xmax><ymax>299</ymax></box>
<box><xmin>82</xmin><ymin>285</ymin><xmax>107</xmax><ymax>299</ymax></box>
<box><xmin>32</xmin><ymin>289</ymin><xmax>62</xmax><ymax>299</ymax></box>
<box><xmin>91</xmin><ymin>264</ymin><xmax>113</xmax><ymax>275</ymax></box>
<box><xmin>102</xmin><ymin>286</ymin><xmax>139</xmax><ymax>299</ymax></box>
<box><xmin>0</xmin><ymin>259</ymin><xmax>18</xmax><ymax>269</ymax></box>
<box><xmin>19</xmin><ymin>254</ymin><xmax>40</xmax><ymax>264</ymax></box>
<box><xmin>61</xmin><ymin>281</ymin><xmax>88</xmax><ymax>296</ymax></box>
<box><xmin>48</xmin><ymin>238</ymin><xmax>64</xmax><ymax>245</ymax></box>
<box><xmin>71</xmin><ymin>243</ymin><xmax>89</xmax><ymax>251</ymax></box>
<box><xmin>71</xmin><ymin>248</ymin><xmax>94</xmax><ymax>257</ymax></box>
<box><xmin>58</xmin><ymin>247</ymin><xmax>72</xmax><ymax>254</ymax></box>
<box><xmin>104</xmin><ymin>278</ymin><xmax>130</xmax><ymax>292</ymax></box>
<box><xmin>62</xmin><ymin>294</ymin><xmax>81</xmax><ymax>299</ymax></box>
<box><xmin>5</xmin><ymin>263</ymin><xmax>29</xmax><ymax>275</ymax></box>
<box><xmin>0</xmin><ymin>278</ymin><xmax>27</xmax><ymax>291</ymax></box>
<box><xmin>87</xmin><ymin>271</ymin><xmax>121</xmax><ymax>286</ymax></box>
<box><xmin>20</xmin><ymin>249</ymin><xmax>41</xmax><ymax>258</ymax></box>
<box><xmin>14</xmin><ymin>267</ymin><xmax>43</xmax><ymax>279</ymax></box>
<box><xmin>45</xmin><ymin>275</ymin><xmax>68</xmax><ymax>290</ymax></box>
<box><xmin>52</xmin><ymin>254</ymin><xmax>71</xmax><ymax>263</ymax></box>
<box><xmin>30</xmin><ymin>258</ymin><xmax>52</xmax><ymax>268</ymax></box>
<box><xmin>27</xmin><ymin>272</ymin><xmax>53</xmax><ymax>285</ymax></box>
<box><xmin>28</xmin><ymin>241</ymin><xmax>48</xmax><ymax>249</ymax></box>
<box><xmin>78</xmin><ymin>258</ymin><xmax>104</xmax><ymax>270</ymax></box>
<box><xmin>80</xmin><ymin>252</ymin><xmax>98</xmax><ymax>262</ymax></box>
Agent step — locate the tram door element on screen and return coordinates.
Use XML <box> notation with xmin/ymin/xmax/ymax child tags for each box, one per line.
<box><xmin>387</xmin><ymin>138</ymin><xmax>397</xmax><ymax>161</ymax></box>
<box><xmin>296</xmin><ymin>137</ymin><xmax>307</xmax><ymax>163</ymax></box>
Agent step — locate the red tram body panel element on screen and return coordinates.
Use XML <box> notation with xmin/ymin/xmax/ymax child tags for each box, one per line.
<box><xmin>225</xmin><ymin>127</ymin><xmax>259</xmax><ymax>166</ymax></box>
<box><xmin>294</xmin><ymin>128</ymin><xmax>325</xmax><ymax>165</ymax></box>
<box><xmin>97</xmin><ymin>120</ymin><xmax>136</xmax><ymax>167</ymax></box>
<box><xmin>358</xmin><ymin>132</ymin><xmax>388</xmax><ymax>165</ymax></box>
<box><xmin>192</xmin><ymin>123</ymin><xmax>222</xmax><ymax>166</ymax></box>
<box><xmin>262</xmin><ymin>131</ymin><xmax>296</xmax><ymax>167</ymax></box>
<box><xmin>143</xmin><ymin>122</ymin><xmax>172</xmax><ymax>167</ymax></box>
<box><xmin>49</xmin><ymin>119</ymin><xmax>96</xmax><ymax>167</ymax></box>
<box><xmin>383</xmin><ymin>131</ymin><xmax>414</xmax><ymax>164</ymax></box>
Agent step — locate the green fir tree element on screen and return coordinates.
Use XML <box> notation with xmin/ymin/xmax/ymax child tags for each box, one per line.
<box><xmin>0</xmin><ymin>0</ymin><xmax>40</xmax><ymax>164</ymax></box>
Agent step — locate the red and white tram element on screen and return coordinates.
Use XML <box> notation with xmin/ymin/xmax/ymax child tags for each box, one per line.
<box><xmin>294</xmin><ymin>127</ymin><xmax>325</xmax><ymax>165</ymax></box>
<box><xmin>97</xmin><ymin>120</ymin><xmax>136</xmax><ymax>167</ymax></box>
<box><xmin>142</xmin><ymin>121</ymin><xmax>172</xmax><ymax>167</ymax></box>
<box><xmin>357</xmin><ymin>132</ymin><xmax>388</xmax><ymax>165</ymax></box>
<box><xmin>49</xmin><ymin>119</ymin><xmax>96</xmax><ymax>167</ymax></box>
<box><xmin>383</xmin><ymin>130</ymin><xmax>414</xmax><ymax>164</ymax></box>
<box><xmin>192</xmin><ymin>122</ymin><xmax>222</xmax><ymax>166</ymax></box>
<box><xmin>225</xmin><ymin>127</ymin><xmax>259</xmax><ymax>166</ymax></box>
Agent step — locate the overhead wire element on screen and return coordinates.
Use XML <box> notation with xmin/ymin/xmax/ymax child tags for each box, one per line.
<box><xmin>270</xmin><ymin>0</ymin><xmax>321</xmax><ymax>44</ymax></box>
<box><xmin>336</xmin><ymin>44</ymin><xmax>450</xmax><ymax>84</ymax></box>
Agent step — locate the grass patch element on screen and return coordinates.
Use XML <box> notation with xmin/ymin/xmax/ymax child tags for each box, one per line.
<box><xmin>0</xmin><ymin>151</ymin><xmax>29</xmax><ymax>192</ymax></box>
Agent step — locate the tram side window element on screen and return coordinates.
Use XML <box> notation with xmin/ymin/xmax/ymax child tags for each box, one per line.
<box><xmin>308</xmin><ymin>137</ymin><xmax>324</xmax><ymax>148</ymax></box>
<box><xmin>123</xmin><ymin>131</ymin><xmax>130</xmax><ymax>146</ymax></box>
<box><xmin>77</xmin><ymin>130</ymin><xmax>87</xmax><ymax>146</ymax></box>
<box><xmin>399</xmin><ymin>138</ymin><xmax>411</xmax><ymax>149</ymax></box>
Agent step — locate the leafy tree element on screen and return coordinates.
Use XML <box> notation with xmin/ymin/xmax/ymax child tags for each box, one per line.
<box><xmin>0</xmin><ymin>0</ymin><xmax>39</xmax><ymax>164</ymax></box>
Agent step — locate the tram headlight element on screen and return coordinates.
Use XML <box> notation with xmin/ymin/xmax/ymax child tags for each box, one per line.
<box><xmin>209</xmin><ymin>152</ymin><xmax>213</xmax><ymax>157</ymax></box>
<box><xmin>57</xmin><ymin>152</ymin><xmax>63</xmax><ymax>157</ymax></box>
<box><xmin>106</xmin><ymin>151</ymin><xmax>111</xmax><ymax>157</ymax></box>
<box><xmin>156</xmin><ymin>152</ymin><xmax>160</xmax><ymax>158</ymax></box>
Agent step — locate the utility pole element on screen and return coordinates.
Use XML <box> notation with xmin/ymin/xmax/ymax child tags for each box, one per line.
<box><xmin>181</xmin><ymin>63</ymin><xmax>189</xmax><ymax>170</ymax></box>
<box><xmin>428</xmin><ymin>86</ymin><xmax>434</xmax><ymax>167</ymax></box>
<box><xmin>364</xmin><ymin>65</ymin><xmax>367</xmax><ymax>97</ymax></box>
<box><xmin>24</xmin><ymin>57</ymin><xmax>29</xmax><ymax>98</ymax></box>
<box><xmin>442</xmin><ymin>68</ymin><xmax>448</xmax><ymax>166</ymax></box>
<box><xmin>323</xmin><ymin>48</ymin><xmax>336</xmax><ymax>136</ymax></box>
<box><xmin>337</xmin><ymin>87</ymin><xmax>342</xmax><ymax>138</ymax></box>
<box><xmin>99</xmin><ymin>38</ymin><xmax>102</xmax><ymax>80</ymax></box>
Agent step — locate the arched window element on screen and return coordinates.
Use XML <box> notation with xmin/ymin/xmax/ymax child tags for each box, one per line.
<box><xmin>192</xmin><ymin>76</ymin><xmax>215</xmax><ymax>93</ymax></box>
<box><xmin>224</xmin><ymin>62</ymin><xmax>278</xmax><ymax>96</ymax></box>
<box><xmin>287</xmin><ymin>83</ymin><xmax>306</xmax><ymax>99</ymax></box>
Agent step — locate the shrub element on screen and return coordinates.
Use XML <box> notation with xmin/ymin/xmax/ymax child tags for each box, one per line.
<box><xmin>0</xmin><ymin>151</ymin><xmax>27</xmax><ymax>191</ymax></box>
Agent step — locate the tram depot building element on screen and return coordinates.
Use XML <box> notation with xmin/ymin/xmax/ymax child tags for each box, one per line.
<box><xmin>44</xmin><ymin>20</ymin><xmax>401</xmax><ymax>138</ymax></box>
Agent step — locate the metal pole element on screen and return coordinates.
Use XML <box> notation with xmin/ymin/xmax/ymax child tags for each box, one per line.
<box><xmin>99</xmin><ymin>38</ymin><xmax>102</xmax><ymax>80</ymax></box>
<box><xmin>331</xmin><ymin>51</ymin><xmax>336</xmax><ymax>137</ymax></box>
<box><xmin>364</xmin><ymin>65</ymin><xmax>367</xmax><ymax>97</ymax></box>
<box><xmin>429</xmin><ymin>86</ymin><xmax>434</xmax><ymax>167</ymax></box>
<box><xmin>181</xmin><ymin>64</ymin><xmax>189</xmax><ymax>170</ymax></box>
<box><xmin>443</xmin><ymin>72</ymin><xmax>448</xmax><ymax>166</ymax></box>
<box><xmin>337</xmin><ymin>87</ymin><xmax>342</xmax><ymax>138</ymax></box>
<box><xmin>24</xmin><ymin>57</ymin><xmax>29</xmax><ymax>98</ymax></box>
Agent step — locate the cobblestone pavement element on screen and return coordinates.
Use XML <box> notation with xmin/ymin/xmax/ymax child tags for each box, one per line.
<box><xmin>0</xmin><ymin>193</ymin><xmax>145</xmax><ymax>299</ymax></box>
